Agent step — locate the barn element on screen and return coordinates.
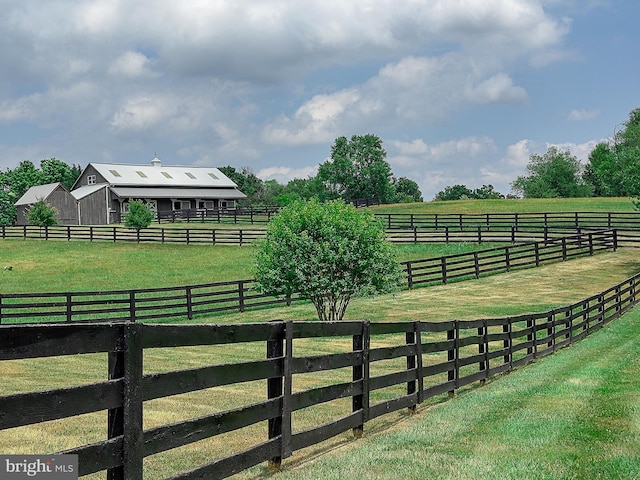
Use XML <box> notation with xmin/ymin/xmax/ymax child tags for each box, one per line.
<box><xmin>70</xmin><ymin>155</ymin><xmax>247</xmax><ymax>224</ymax></box>
<box><xmin>14</xmin><ymin>182</ymin><xmax>78</xmax><ymax>225</ymax></box>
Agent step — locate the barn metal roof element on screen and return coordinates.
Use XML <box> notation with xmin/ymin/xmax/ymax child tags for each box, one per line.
<box><xmin>85</xmin><ymin>158</ymin><xmax>238</xmax><ymax>189</ymax></box>
<box><xmin>110</xmin><ymin>187</ymin><xmax>247</xmax><ymax>199</ymax></box>
<box><xmin>15</xmin><ymin>183</ymin><xmax>64</xmax><ymax>205</ymax></box>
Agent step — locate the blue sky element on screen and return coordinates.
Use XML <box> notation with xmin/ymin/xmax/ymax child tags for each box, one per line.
<box><xmin>1</xmin><ymin>0</ymin><xmax>638</xmax><ymax>200</ymax></box>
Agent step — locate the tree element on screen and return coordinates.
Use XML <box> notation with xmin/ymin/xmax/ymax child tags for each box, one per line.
<box><xmin>40</xmin><ymin>158</ymin><xmax>82</xmax><ymax>191</ymax></box>
<box><xmin>27</xmin><ymin>198</ymin><xmax>58</xmax><ymax>227</ymax></box>
<box><xmin>219</xmin><ymin>166</ymin><xmax>266</xmax><ymax>206</ymax></box>
<box><xmin>0</xmin><ymin>158</ymin><xmax>81</xmax><ymax>226</ymax></box>
<box><xmin>124</xmin><ymin>200</ymin><xmax>155</xmax><ymax>229</ymax></box>
<box><xmin>510</xmin><ymin>147</ymin><xmax>592</xmax><ymax>198</ymax></box>
<box><xmin>434</xmin><ymin>184</ymin><xmax>474</xmax><ymax>201</ymax></box>
<box><xmin>392</xmin><ymin>177</ymin><xmax>423</xmax><ymax>203</ymax></box>
<box><xmin>254</xmin><ymin>199</ymin><xmax>401</xmax><ymax>322</ymax></box>
<box><xmin>472</xmin><ymin>184</ymin><xmax>504</xmax><ymax>199</ymax></box>
<box><xmin>318</xmin><ymin>134</ymin><xmax>395</xmax><ymax>203</ymax></box>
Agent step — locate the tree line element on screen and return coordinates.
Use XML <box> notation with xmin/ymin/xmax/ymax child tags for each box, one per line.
<box><xmin>220</xmin><ymin>134</ymin><xmax>423</xmax><ymax>207</ymax></box>
<box><xmin>436</xmin><ymin>107</ymin><xmax>640</xmax><ymax>201</ymax></box>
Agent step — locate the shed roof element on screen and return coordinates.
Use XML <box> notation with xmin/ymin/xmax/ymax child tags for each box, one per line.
<box><xmin>15</xmin><ymin>183</ymin><xmax>65</xmax><ymax>206</ymax></box>
<box><xmin>71</xmin><ymin>184</ymin><xmax>109</xmax><ymax>200</ymax></box>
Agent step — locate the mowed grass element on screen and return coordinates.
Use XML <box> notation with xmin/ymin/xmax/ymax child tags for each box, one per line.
<box><xmin>1</xmin><ymin>249</ymin><xmax>639</xmax><ymax>479</ymax></box>
<box><xmin>0</xmin><ymin>239</ymin><xmax>504</xmax><ymax>293</ymax></box>
<box><xmin>371</xmin><ymin>196</ymin><xmax>635</xmax><ymax>214</ymax></box>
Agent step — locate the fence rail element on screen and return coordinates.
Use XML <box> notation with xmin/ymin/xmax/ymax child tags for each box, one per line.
<box><xmin>1</xmin><ymin>270</ymin><xmax>637</xmax><ymax>479</ymax></box>
<box><xmin>0</xmin><ymin>230</ymin><xmax>618</xmax><ymax>325</ymax></box>
<box><xmin>3</xmin><ymin>223</ymin><xmax>638</xmax><ymax>246</ymax></box>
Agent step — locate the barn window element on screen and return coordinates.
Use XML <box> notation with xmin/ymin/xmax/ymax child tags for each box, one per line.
<box><xmin>109</xmin><ymin>170</ymin><xmax>121</xmax><ymax>177</ymax></box>
<box><xmin>208</xmin><ymin>173</ymin><xmax>219</xmax><ymax>180</ymax></box>
<box><xmin>185</xmin><ymin>172</ymin><xmax>197</xmax><ymax>179</ymax></box>
<box><xmin>87</xmin><ymin>175</ymin><xmax>96</xmax><ymax>185</ymax></box>
<box><xmin>136</xmin><ymin>171</ymin><xmax>148</xmax><ymax>178</ymax></box>
<box><xmin>161</xmin><ymin>172</ymin><xmax>172</xmax><ymax>179</ymax></box>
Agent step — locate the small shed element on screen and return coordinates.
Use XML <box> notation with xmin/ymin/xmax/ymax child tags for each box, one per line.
<box><xmin>14</xmin><ymin>183</ymin><xmax>78</xmax><ymax>225</ymax></box>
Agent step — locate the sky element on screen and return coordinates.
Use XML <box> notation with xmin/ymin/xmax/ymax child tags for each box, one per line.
<box><xmin>1</xmin><ymin>0</ymin><xmax>639</xmax><ymax>200</ymax></box>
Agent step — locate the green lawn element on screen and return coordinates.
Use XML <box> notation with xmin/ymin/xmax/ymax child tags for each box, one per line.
<box><xmin>371</xmin><ymin>197</ymin><xmax>636</xmax><ymax>214</ymax></box>
<box><xmin>273</xmin><ymin>306</ymin><xmax>640</xmax><ymax>480</ymax></box>
<box><xmin>0</xmin><ymin>239</ymin><xmax>505</xmax><ymax>294</ymax></box>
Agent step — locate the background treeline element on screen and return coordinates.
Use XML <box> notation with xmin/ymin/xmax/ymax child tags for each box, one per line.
<box><xmin>438</xmin><ymin>107</ymin><xmax>640</xmax><ymax>201</ymax></box>
<box><xmin>1</xmin><ymin>108</ymin><xmax>639</xmax><ymax>225</ymax></box>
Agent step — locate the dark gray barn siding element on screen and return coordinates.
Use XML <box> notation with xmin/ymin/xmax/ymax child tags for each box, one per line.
<box><xmin>78</xmin><ymin>187</ymin><xmax>109</xmax><ymax>225</ymax></box>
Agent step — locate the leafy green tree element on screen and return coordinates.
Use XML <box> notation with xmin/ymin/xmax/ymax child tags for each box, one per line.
<box><xmin>124</xmin><ymin>200</ymin><xmax>155</xmax><ymax>229</ymax></box>
<box><xmin>392</xmin><ymin>177</ymin><xmax>423</xmax><ymax>203</ymax></box>
<box><xmin>318</xmin><ymin>134</ymin><xmax>395</xmax><ymax>203</ymax></box>
<box><xmin>0</xmin><ymin>158</ymin><xmax>81</xmax><ymax>225</ymax></box>
<box><xmin>219</xmin><ymin>166</ymin><xmax>266</xmax><ymax>206</ymax></box>
<box><xmin>584</xmin><ymin>108</ymin><xmax>640</xmax><ymax>197</ymax></box>
<box><xmin>254</xmin><ymin>199</ymin><xmax>401</xmax><ymax>322</ymax></box>
<box><xmin>27</xmin><ymin>198</ymin><xmax>58</xmax><ymax>227</ymax></box>
<box><xmin>40</xmin><ymin>158</ymin><xmax>82</xmax><ymax>191</ymax></box>
<box><xmin>511</xmin><ymin>147</ymin><xmax>592</xmax><ymax>198</ymax></box>
<box><xmin>472</xmin><ymin>184</ymin><xmax>504</xmax><ymax>199</ymax></box>
<box><xmin>434</xmin><ymin>184</ymin><xmax>474</xmax><ymax>201</ymax></box>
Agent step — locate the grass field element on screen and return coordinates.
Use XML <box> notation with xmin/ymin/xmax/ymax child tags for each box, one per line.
<box><xmin>1</xmin><ymin>197</ymin><xmax>639</xmax><ymax>479</ymax></box>
<box><xmin>0</xmin><ymin>239</ymin><xmax>506</xmax><ymax>294</ymax></box>
<box><xmin>371</xmin><ymin>197</ymin><xmax>636</xmax><ymax>214</ymax></box>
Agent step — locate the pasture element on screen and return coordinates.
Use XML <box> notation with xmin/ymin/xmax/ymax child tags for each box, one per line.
<box><xmin>1</xmin><ymin>197</ymin><xmax>639</xmax><ymax>479</ymax></box>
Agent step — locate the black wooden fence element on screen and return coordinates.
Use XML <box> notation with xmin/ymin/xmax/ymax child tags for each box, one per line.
<box><xmin>1</xmin><ymin>270</ymin><xmax>637</xmax><ymax>479</ymax></box>
<box><xmin>151</xmin><ymin>209</ymin><xmax>640</xmax><ymax>229</ymax></box>
<box><xmin>2</xmin><ymin>223</ymin><xmax>637</xmax><ymax>247</ymax></box>
<box><xmin>0</xmin><ymin>231</ymin><xmax>617</xmax><ymax>325</ymax></box>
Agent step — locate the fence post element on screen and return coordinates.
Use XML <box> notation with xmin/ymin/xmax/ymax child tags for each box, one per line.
<box><xmin>405</xmin><ymin>323</ymin><xmax>417</xmax><ymax>414</ymax></box>
<box><xmin>527</xmin><ymin>316</ymin><xmax>536</xmax><ymax>359</ymax></box>
<box><xmin>113</xmin><ymin>227</ymin><xmax>116</xmax><ymax>243</ymax></box>
<box><xmin>534</xmin><ymin>243</ymin><xmax>540</xmax><ymax>267</ymax></box>
<box><xmin>212</xmin><ymin>230</ymin><xmax>216</xmax><ymax>245</ymax></box>
<box><xmin>0</xmin><ymin>294</ymin><xmax>3</xmax><ymax>324</ymax></box>
<box><xmin>588</xmin><ymin>233</ymin><xmax>594</xmax><ymax>255</ymax></box>
<box><xmin>441</xmin><ymin>257</ymin><xmax>447</xmax><ymax>285</ymax></box>
<box><xmin>281</xmin><ymin>321</ymin><xmax>293</xmax><ymax>460</ymax></box>
<box><xmin>447</xmin><ymin>325</ymin><xmax>457</xmax><ymax>397</ymax></box>
<box><xmin>129</xmin><ymin>291</ymin><xmax>136</xmax><ymax>322</ymax></box>
<box><xmin>562</xmin><ymin>238</ymin><xmax>567</xmax><ymax>261</ymax></box>
<box><xmin>478</xmin><ymin>320</ymin><xmax>487</xmax><ymax>385</ymax></box>
<box><xmin>238</xmin><ymin>281</ymin><xmax>245</xmax><ymax>312</ymax></box>
<box><xmin>505</xmin><ymin>247</ymin><xmax>511</xmax><ymax>272</ymax></box>
<box><xmin>186</xmin><ymin>287</ymin><xmax>193</xmax><ymax>320</ymax></box>
<box><xmin>477</xmin><ymin>226</ymin><xmax>482</xmax><ymax>243</ymax></box>
<box><xmin>547</xmin><ymin>312</ymin><xmax>554</xmax><ymax>351</ymax></box>
<box><xmin>66</xmin><ymin>293</ymin><xmax>72</xmax><ymax>322</ymax></box>
<box><xmin>474</xmin><ymin>252</ymin><xmax>480</xmax><ymax>279</ymax></box>
<box><xmin>503</xmin><ymin>319</ymin><xmax>512</xmax><ymax>369</ymax></box>
<box><xmin>90</xmin><ymin>226</ymin><xmax>94</xmax><ymax>242</ymax></box>
<box><xmin>613</xmin><ymin>229</ymin><xmax>618</xmax><ymax>251</ymax></box>
<box><xmin>267</xmin><ymin>323</ymin><xmax>285</xmax><ymax>472</ymax></box>
<box><xmin>445</xmin><ymin>226</ymin><xmax>450</xmax><ymax>243</ymax></box>
<box><xmin>352</xmin><ymin>321</ymin><xmax>370</xmax><ymax>438</ymax></box>
<box><xmin>406</xmin><ymin>262</ymin><xmax>414</xmax><ymax>289</ymax></box>
<box><xmin>107</xmin><ymin>323</ymin><xmax>143</xmax><ymax>480</ymax></box>
<box><xmin>186</xmin><ymin>229</ymin><xmax>190</xmax><ymax>245</ymax></box>
<box><xmin>122</xmin><ymin>323</ymin><xmax>144</xmax><ymax>479</ymax></box>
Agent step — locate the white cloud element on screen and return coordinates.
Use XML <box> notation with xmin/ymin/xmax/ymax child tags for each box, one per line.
<box><xmin>567</xmin><ymin>108</ymin><xmax>600</xmax><ymax>121</ymax></box>
<box><xmin>108</xmin><ymin>51</ymin><xmax>156</xmax><ymax>78</ymax></box>
<box><xmin>257</xmin><ymin>165</ymin><xmax>318</xmax><ymax>184</ymax></box>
